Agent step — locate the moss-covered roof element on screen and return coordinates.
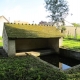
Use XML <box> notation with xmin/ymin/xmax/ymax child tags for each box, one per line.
<box><xmin>4</xmin><ymin>23</ymin><xmax>63</xmax><ymax>38</ymax></box>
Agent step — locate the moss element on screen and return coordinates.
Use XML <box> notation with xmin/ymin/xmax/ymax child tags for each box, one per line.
<box><xmin>4</xmin><ymin>23</ymin><xmax>63</xmax><ymax>38</ymax></box>
<box><xmin>0</xmin><ymin>55</ymin><xmax>67</xmax><ymax>80</ymax></box>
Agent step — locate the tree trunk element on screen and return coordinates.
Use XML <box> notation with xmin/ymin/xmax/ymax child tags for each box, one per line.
<box><xmin>74</xmin><ymin>27</ymin><xmax>77</xmax><ymax>39</ymax></box>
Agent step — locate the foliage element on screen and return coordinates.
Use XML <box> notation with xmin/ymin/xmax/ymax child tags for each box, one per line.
<box><xmin>64</xmin><ymin>65</ymin><xmax>80</xmax><ymax>80</ymax></box>
<box><xmin>62</xmin><ymin>38</ymin><xmax>80</xmax><ymax>51</ymax></box>
<box><xmin>45</xmin><ymin>0</ymin><xmax>69</xmax><ymax>28</ymax></box>
<box><xmin>72</xmin><ymin>23</ymin><xmax>80</xmax><ymax>27</ymax></box>
<box><xmin>60</xmin><ymin>26</ymin><xmax>66</xmax><ymax>33</ymax></box>
<box><xmin>0</xmin><ymin>55</ymin><xmax>67</xmax><ymax>80</ymax></box>
<box><xmin>67</xmin><ymin>73</ymin><xmax>80</xmax><ymax>80</ymax></box>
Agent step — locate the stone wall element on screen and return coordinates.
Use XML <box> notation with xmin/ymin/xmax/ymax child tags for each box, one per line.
<box><xmin>64</xmin><ymin>27</ymin><xmax>80</xmax><ymax>36</ymax></box>
<box><xmin>3</xmin><ymin>26</ymin><xmax>8</xmax><ymax>54</ymax></box>
<box><xmin>60</xmin><ymin>48</ymin><xmax>80</xmax><ymax>60</ymax></box>
<box><xmin>48</xmin><ymin>38</ymin><xmax>59</xmax><ymax>53</ymax></box>
<box><xmin>8</xmin><ymin>40</ymin><xmax>16</xmax><ymax>56</ymax></box>
<box><xmin>3</xmin><ymin>26</ymin><xmax>16</xmax><ymax>56</ymax></box>
<box><xmin>59</xmin><ymin>37</ymin><xmax>63</xmax><ymax>47</ymax></box>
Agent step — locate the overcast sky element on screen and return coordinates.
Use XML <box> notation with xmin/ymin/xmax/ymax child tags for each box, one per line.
<box><xmin>0</xmin><ymin>0</ymin><xmax>80</xmax><ymax>24</ymax></box>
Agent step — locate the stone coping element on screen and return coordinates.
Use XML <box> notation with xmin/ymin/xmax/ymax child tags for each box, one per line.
<box><xmin>60</xmin><ymin>47</ymin><xmax>80</xmax><ymax>52</ymax></box>
<box><xmin>29</xmin><ymin>55</ymin><xmax>80</xmax><ymax>74</ymax></box>
<box><xmin>16</xmin><ymin>49</ymin><xmax>55</xmax><ymax>57</ymax></box>
<box><xmin>59</xmin><ymin>48</ymin><xmax>80</xmax><ymax>60</ymax></box>
<box><xmin>31</xmin><ymin>55</ymin><xmax>61</xmax><ymax>71</ymax></box>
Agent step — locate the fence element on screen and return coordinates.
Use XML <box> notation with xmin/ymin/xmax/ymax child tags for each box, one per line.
<box><xmin>64</xmin><ymin>26</ymin><xmax>80</xmax><ymax>36</ymax></box>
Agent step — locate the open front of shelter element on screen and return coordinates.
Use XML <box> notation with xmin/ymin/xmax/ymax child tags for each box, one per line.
<box><xmin>16</xmin><ymin>38</ymin><xmax>59</xmax><ymax>52</ymax></box>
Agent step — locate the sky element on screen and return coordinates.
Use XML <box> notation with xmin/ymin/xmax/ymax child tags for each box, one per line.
<box><xmin>0</xmin><ymin>0</ymin><xmax>80</xmax><ymax>24</ymax></box>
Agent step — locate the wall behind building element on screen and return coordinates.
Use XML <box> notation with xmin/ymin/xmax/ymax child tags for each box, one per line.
<box><xmin>64</xmin><ymin>26</ymin><xmax>80</xmax><ymax>36</ymax></box>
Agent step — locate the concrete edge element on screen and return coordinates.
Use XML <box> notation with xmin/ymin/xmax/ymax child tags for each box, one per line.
<box><xmin>59</xmin><ymin>48</ymin><xmax>80</xmax><ymax>60</ymax></box>
<box><xmin>30</xmin><ymin>55</ymin><xmax>63</xmax><ymax>72</ymax></box>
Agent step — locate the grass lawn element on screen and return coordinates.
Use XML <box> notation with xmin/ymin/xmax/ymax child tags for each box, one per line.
<box><xmin>62</xmin><ymin>38</ymin><xmax>80</xmax><ymax>51</ymax></box>
<box><xmin>0</xmin><ymin>55</ymin><xmax>67</xmax><ymax>80</ymax></box>
<box><xmin>0</xmin><ymin>55</ymin><xmax>79</xmax><ymax>80</ymax></box>
<box><xmin>65</xmin><ymin>35</ymin><xmax>80</xmax><ymax>40</ymax></box>
<box><xmin>0</xmin><ymin>36</ymin><xmax>3</xmax><ymax>46</ymax></box>
<box><xmin>64</xmin><ymin>64</ymin><xmax>80</xmax><ymax>80</ymax></box>
<box><xmin>0</xmin><ymin>42</ymin><xmax>3</xmax><ymax>46</ymax></box>
<box><xmin>0</xmin><ymin>36</ymin><xmax>2</xmax><ymax>40</ymax></box>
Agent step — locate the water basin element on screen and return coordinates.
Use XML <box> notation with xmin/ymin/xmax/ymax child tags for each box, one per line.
<box><xmin>40</xmin><ymin>54</ymin><xmax>80</xmax><ymax>70</ymax></box>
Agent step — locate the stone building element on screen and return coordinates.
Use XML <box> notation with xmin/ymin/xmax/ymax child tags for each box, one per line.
<box><xmin>3</xmin><ymin>23</ymin><xmax>63</xmax><ymax>57</ymax></box>
<box><xmin>0</xmin><ymin>16</ymin><xmax>9</xmax><ymax>36</ymax></box>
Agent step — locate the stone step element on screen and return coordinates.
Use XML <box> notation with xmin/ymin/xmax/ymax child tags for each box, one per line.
<box><xmin>16</xmin><ymin>49</ymin><xmax>55</xmax><ymax>57</ymax></box>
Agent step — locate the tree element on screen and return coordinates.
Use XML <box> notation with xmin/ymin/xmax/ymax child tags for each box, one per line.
<box><xmin>60</xmin><ymin>26</ymin><xmax>66</xmax><ymax>33</ymax></box>
<box><xmin>72</xmin><ymin>23</ymin><xmax>80</xmax><ymax>39</ymax></box>
<box><xmin>45</xmin><ymin>0</ymin><xmax>69</xmax><ymax>28</ymax></box>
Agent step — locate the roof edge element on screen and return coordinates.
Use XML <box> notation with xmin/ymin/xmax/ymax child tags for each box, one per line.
<box><xmin>0</xmin><ymin>16</ymin><xmax>9</xmax><ymax>22</ymax></box>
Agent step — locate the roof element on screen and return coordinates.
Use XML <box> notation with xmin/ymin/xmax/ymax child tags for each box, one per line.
<box><xmin>4</xmin><ymin>23</ymin><xmax>63</xmax><ymax>39</ymax></box>
<box><xmin>0</xmin><ymin>16</ymin><xmax>9</xmax><ymax>22</ymax></box>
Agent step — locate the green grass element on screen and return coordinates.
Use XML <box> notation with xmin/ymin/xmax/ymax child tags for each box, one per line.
<box><xmin>0</xmin><ymin>36</ymin><xmax>2</xmax><ymax>40</ymax></box>
<box><xmin>0</xmin><ymin>42</ymin><xmax>3</xmax><ymax>46</ymax></box>
<box><xmin>0</xmin><ymin>36</ymin><xmax>3</xmax><ymax>46</ymax></box>
<box><xmin>62</xmin><ymin>38</ymin><xmax>80</xmax><ymax>51</ymax></box>
<box><xmin>0</xmin><ymin>55</ymin><xmax>80</xmax><ymax>80</ymax></box>
<box><xmin>0</xmin><ymin>55</ymin><xmax>67</xmax><ymax>80</ymax></box>
<box><xmin>65</xmin><ymin>35</ymin><xmax>80</xmax><ymax>40</ymax></box>
<box><xmin>76</xmin><ymin>35</ymin><xmax>80</xmax><ymax>39</ymax></box>
<box><xmin>67</xmin><ymin>72</ymin><xmax>80</xmax><ymax>80</ymax></box>
<box><xmin>64</xmin><ymin>65</ymin><xmax>80</xmax><ymax>80</ymax></box>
